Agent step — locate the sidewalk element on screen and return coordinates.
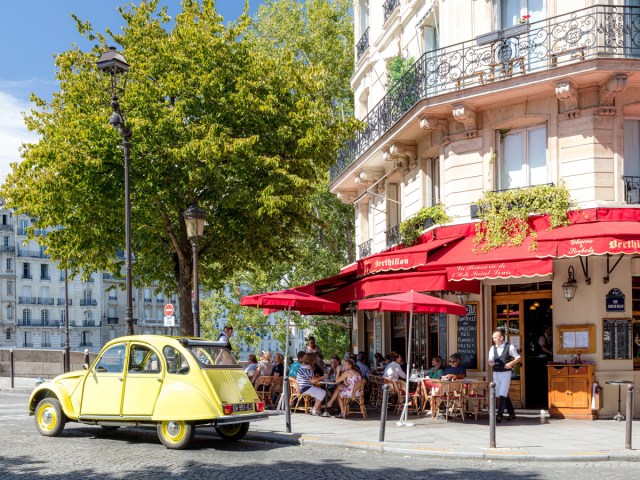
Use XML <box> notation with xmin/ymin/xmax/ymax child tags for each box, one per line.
<box><xmin>3</xmin><ymin>376</ymin><xmax>638</xmax><ymax>462</ymax></box>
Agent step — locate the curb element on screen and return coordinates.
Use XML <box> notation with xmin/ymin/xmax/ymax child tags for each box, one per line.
<box><xmin>245</xmin><ymin>431</ymin><xmax>640</xmax><ymax>463</ymax></box>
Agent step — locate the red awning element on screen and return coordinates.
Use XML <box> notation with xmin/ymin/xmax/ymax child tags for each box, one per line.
<box><xmin>320</xmin><ymin>270</ymin><xmax>479</xmax><ymax>304</ymax></box>
<box><xmin>424</xmin><ymin>236</ymin><xmax>554</xmax><ymax>281</ymax></box>
<box><xmin>357</xmin><ymin>236</ymin><xmax>463</xmax><ymax>276</ymax></box>
<box><xmin>535</xmin><ymin>221</ymin><xmax>640</xmax><ymax>257</ymax></box>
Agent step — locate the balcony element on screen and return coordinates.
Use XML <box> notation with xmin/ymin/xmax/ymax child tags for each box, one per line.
<box><xmin>22</xmin><ymin>273</ymin><xmax>32</xmax><ymax>279</ymax></box>
<box><xmin>383</xmin><ymin>0</ymin><xmax>399</xmax><ymax>23</ymax></box>
<box><xmin>17</xmin><ymin>248</ymin><xmax>50</xmax><ymax>259</ymax></box>
<box><xmin>37</xmin><ymin>297</ymin><xmax>54</xmax><ymax>305</ymax></box>
<box><xmin>41</xmin><ymin>343</ymin><xmax>52</xmax><ymax>348</ymax></box>
<box><xmin>79</xmin><ymin>342</ymin><xmax>94</xmax><ymax>347</ymax></box>
<box><xmin>356</xmin><ymin>27</ymin><xmax>369</xmax><ymax>62</ymax></box>
<box><xmin>41</xmin><ymin>274</ymin><xmax>51</xmax><ymax>280</ymax></box>
<box><xmin>17</xmin><ymin>228</ymin><xmax>27</xmax><ymax>236</ymax></box>
<box><xmin>19</xmin><ymin>296</ymin><xmax>37</xmax><ymax>305</ymax></box>
<box><xmin>107</xmin><ymin>317</ymin><xmax>118</xmax><ymax>324</ymax></box>
<box><xmin>0</xmin><ymin>245</ymin><xmax>15</xmax><ymax>253</ymax></box>
<box><xmin>332</xmin><ymin>5</ymin><xmax>640</xmax><ymax>181</ymax></box>
<box><xmin>82</xmin><ymin>320</ymin><xmax>97</xmax><ymax>327</ymax></box>
<box><xmin>0</xmin><ymin>224</ymin><xmax>14</xmax><ymax>231</ymax></box>
<box><xmin>385</xmin><ymin>225</ymin><xmax>401</xmax><ymax>249</ymax></box>
<box><xmin>623</xmin><ymin>176</ymin><xmax>640</xmax><ymax>204</ymax></box>
<box><xmin>57</xmin><ymin>298</ymin><xmax>72</xmax><ymax>305</ymax></box>
<box><xmin>80</xmin><ymin>299</ymin><xmax>98</xmax><ymax>306</ymax></box>
<box><xmin>358</xmin><ymin>239</ymin><xmax>372</xmax><ymax>260</ymax></box>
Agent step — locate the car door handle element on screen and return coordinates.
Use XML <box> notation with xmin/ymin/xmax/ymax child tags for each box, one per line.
<box><xmin>157</xmin><ymin>377</ymin><xmax>163</xmax><ymax>383</ymax></box>
<box><xmin>119</xmin><ymin>377</ymin><xmax>124</xmax><ymax>382</ymax></box>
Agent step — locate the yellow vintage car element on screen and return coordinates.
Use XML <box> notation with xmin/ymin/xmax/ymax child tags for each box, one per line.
<box><xmin>28</xmin><ymin>335</ymin><xmax>267</xmax><ymax>449</ymax></box>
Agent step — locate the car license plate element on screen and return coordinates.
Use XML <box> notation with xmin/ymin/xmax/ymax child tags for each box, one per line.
<box><xmin>232</xmin><ymin>403</ymin><xmax>253</xmax><ymax>412</ymax></box>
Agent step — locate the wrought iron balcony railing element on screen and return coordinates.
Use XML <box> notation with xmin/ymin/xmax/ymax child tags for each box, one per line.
<box><xmin>623</xmin><ymin>175</ymin><xmax>640</xmax><ymax>204</ymax></box>
<box><xmin>0</xmin><ymin>245</ymin><xmax>15</xmax><ymax>253</ymax></box>
<box><xmin>332</xmin><ymin>5</ymin><xmax>640</xmax><ymax>181</ymax></box>
<box><xmin>80</xmin><ymin>299</ymin><xmax>98</xmax><ymax>306</ymax></box>
<box><xmin>0</xmin><ymin>224</ymin><xmax>14</xmax><ymax>231</ymax></box>
<box><xmin>358</xmin><ymin>239</ymin><xmax>372</xmax><ymax>260</ymax></box>
<box><xmin>19</xmin><ymin>296</ymin><xmax>37</xmax><ymax>305</ymax></box>
<box><xmin>385</xmin><ymin>225</ymin><xmax>401</xmax><ymax>248</ymax></box>
<box><xmin>37</xmin><ymin>297</ymin><xmax>54</xmax><ymax>305</ymax></box>
<box><xmin>356</xmin><ymin>27</ymin><xmax>370</xmax><ymax>62</ymax></box>
<box><xmin>57</xmin><ymin>298</ymin><xmax>72</xmax><ymax>305</ymax></box>
<box><xmin>383</xmin><ymin>0</ymin><xmax>399</xmax><ymax>23</ymax></box>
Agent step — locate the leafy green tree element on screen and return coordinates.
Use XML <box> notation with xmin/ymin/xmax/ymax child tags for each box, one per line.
<box><xmin>1</xmin><ymin>0</ymin><xmax>356</xmax><ymax>336</ymax></box>
<box><xmin>200</xmin><ymin>0</ymin><xmax>355</xmax><ymax>352</ymax></box>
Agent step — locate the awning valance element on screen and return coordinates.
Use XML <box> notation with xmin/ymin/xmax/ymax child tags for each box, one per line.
<box><xmin>535</xmin><ymin>221</ymin><xmax>640</xmax><ymax>257</ymax></box>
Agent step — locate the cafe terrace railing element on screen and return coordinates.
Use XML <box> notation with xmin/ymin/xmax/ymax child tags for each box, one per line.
<box><xmin>331</xmin><ymin>4</ymin><xmax>640</xmax><ymax>182</ymax></box>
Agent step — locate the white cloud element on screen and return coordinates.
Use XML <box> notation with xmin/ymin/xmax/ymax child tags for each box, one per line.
<box><xmin>0</xmin><ymin>90</ymin><xmax>39</xmax><ymax>184</ymax></box>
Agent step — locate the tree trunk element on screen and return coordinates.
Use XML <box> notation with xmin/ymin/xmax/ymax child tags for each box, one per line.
<box><xmin>177</xmin><ymin>253</ymin><xmax>194</xmax><ymax>337</ymax></box>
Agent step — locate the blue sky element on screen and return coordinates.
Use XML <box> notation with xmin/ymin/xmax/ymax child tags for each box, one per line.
<box><xmin>0</xmin><ymin>1</ymin><xmax>262</xmax><ymax>181</ymax></box>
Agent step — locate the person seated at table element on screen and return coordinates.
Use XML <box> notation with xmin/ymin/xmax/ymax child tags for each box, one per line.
<box><xmin>296</xmin><ymin>353</ymin><xmax>326</xmax><ymax>416</ymax></box>
<box><xmin>326</xmin><ymin>356</ymin><xmax>341</xmax><ymax>380</ymax></box>
<box><xmin>393</xmin><ymin>351</ymin><xmax>407</xmax><ymax>374</ymax></box>
<box><xmin>271</xmin><ymin>353</ymin><xmax>285</xmax><ymax>379</ymax></box>
<box><xmin>426</xmin><ymin>356</ymin><xmax>444</xmax><ymax>379</ymax></box>
<box><xmin>252</xmin><ymin>350</ymin><xmax>273</xmax><ymax>387</ymax></box>
<box><xmin>356</xmin><ymin>352</ymin><xmax>371</xmax><ymax>379</ymax></box>
<box><xmin>441</xmin><ymin>353</ymin><xmax>466</xmax><ymax>380</ymax></box>
<box><xmin>288</xmin><ymin>351</ymin><xmax>305</xmax><ymax>378</ymax></box>
<box><xmin>326</xmin><ymin>358</ymin><xmax>362</xmax><ymax>418</ymax></box>
<box><xmin>245</xmin><ymin>354</ymin><xmax>258</xmax><ymax>377</ymax></box>
<box><xmin>382</xmin><ymin>352</ymin><xmax>406</xmax><ymax>382</ymax></box>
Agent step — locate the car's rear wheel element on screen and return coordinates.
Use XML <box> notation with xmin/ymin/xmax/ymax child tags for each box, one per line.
<box><xmin>35</xmin><ymin>397</ymin><xmax>66</xmax><ymax>437</ymax></box>
<box><xmin>215</xmin><ymin>422</ymin><xmax>249</xmax><ymax>441</ymax></box>
<box><xmin>157</xmin><ymin>420</ymin><xmax>194</xmax><ymax>449</ymax></box>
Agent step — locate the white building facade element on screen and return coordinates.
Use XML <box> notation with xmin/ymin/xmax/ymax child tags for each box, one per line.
<box><xmin>321</xmin><ymin>0</ymin><xmax>640</xmax><ymax>417</ymax></box>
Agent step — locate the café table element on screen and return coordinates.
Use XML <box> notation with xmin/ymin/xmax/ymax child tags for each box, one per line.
<box><xmin>606</xmin><ymin>380</ymin><xmax>634</xmax><ymax>422</ymax></box>
<box><xmin>318</xmin><ymin>380</ymin><xmax>338</xmax><ymax>411</ymax></box>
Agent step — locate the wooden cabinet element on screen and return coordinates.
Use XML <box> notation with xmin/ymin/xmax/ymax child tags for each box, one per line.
<box><xmin>547</xmin><ymin>364</ymin><xmax>596</xmax><ymax>420</ymax></box>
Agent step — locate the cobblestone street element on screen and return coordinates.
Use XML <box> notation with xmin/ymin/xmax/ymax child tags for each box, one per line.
<box><xmin>2</xmin><ymin>391</ymin><xmax>640</xmax><ymax>480</ymax></box>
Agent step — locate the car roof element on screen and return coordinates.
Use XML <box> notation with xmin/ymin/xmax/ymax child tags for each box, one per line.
<box><xmin>101</xmin><ymin>335</ymin><xmax>227</xmax><ymax>350</ymax></box>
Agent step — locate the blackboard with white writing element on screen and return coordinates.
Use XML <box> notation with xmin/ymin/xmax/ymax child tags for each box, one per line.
<box><xmin>457</xmin><ymin>303</ymin><xmax>478</xmax><ymax>370</ymax></box>
<box><xmin>603</xmin><ymin>318</ymin><xmax>631</xmax><ymax>360</ymax></box>
<box><xmin>439</xmin><ymin>313</ymin><xmax>447</xmax><ymax>362</ymax></box>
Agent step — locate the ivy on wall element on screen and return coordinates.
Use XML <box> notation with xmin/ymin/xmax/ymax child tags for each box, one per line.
<box><xmin>473</xmin><ymin>183</ymin><xmax>572</xmax><ymax>251</ymax></box>
<box><xmin>399</xmin><ymin>204</ymin><xmax>451</xmax><ymax>246</ymax></box>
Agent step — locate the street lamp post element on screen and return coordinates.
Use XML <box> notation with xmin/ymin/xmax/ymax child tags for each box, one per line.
<box><xmin>64</xmin><ymin>268</ymin><xmax>70</xmax><ymax>372</ymax></box>
<box><xmin>97</xmin><ymin>46</ymin><xmax>134</xmax><ymax>336</ymax></box>
<box><xmin>183</xmin><ymin>203</ymin><xmax>206</xmax><ymax>338</ymax></box>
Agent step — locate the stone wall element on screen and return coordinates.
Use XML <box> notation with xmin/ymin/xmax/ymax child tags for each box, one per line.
<box><xmin>0</xmin><ymin>349</ymin><xmax>97</xmax><ymax>379</ymax></box>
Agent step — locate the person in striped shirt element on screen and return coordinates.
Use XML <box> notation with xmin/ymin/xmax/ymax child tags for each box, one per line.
<box><xmin>296</xmin><ymin>352</ymin><xmax>326</xmax><ymax>416</ymax></box>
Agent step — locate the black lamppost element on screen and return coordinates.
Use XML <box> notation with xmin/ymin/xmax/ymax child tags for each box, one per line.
<box><xmin>97</xmin><ymin>46</ymin><xmax>134</xmax><ymax>336</ymax></box>
<box><xmin>183</xmin><ymin>203</ymin><xmax>206</xmax><ymax>337</ymax></box>
<box><xmin>64</xmin><ymin>268</ymin><xmax>70</xmax><ymax>372</ymax></box>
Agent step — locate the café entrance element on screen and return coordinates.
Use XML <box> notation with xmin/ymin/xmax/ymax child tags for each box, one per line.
<box><xmin>492</xmin><ymin>282</ymin><xmax>552</xmax><ymax>409</ymax></box>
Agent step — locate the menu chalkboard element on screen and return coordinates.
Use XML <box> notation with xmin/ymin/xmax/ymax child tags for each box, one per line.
<box><xmin>438</xmin><ymin>313</ymin><xmax>448</xmax><ymax>362</ymax></box>
<box><xmin>603</xmin><ymin>318</ymin><xmax>631</xmax><ymax>360</ymax></box>
<box><xmin>457</xmin><ymin>302</ymin><xmax>479</xmax><ymax>370</ymax></box>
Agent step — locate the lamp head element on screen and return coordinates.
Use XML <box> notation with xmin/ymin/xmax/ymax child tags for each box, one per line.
<box><xmin>97</xmin><ymin>46</ymin><xmax>129</xmax><ymax>98</ymax></box>
<box><xmin>184</xmin><ymin>202</ymin><xmax>206</xmax><ymax>240</ymax></box>
<box><xmin>562</xmin><ymin>265</ymin><xmax>578</xmax><ymax>301</ymax></box>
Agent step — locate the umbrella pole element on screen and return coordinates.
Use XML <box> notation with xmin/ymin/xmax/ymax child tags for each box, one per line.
<box><xmin>398</xmin><ymin>304</ymin><xmax>415</xmax><ymax>427</ymax></box>
<box><xmin>282</xmin><ymin>308</ymin><xmax>292</xmax><ymax>433</ymax></box>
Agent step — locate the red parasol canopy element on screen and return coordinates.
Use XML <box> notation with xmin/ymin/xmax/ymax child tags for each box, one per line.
<box><xmin>357</xmin><ymin>290</ymin><xmax>466</xmax><ymax>316</ymax></box>
<box><xmin>240</xmin><ymin>289</ymin><xmax>341</xmax><ymax>315</ymax></box>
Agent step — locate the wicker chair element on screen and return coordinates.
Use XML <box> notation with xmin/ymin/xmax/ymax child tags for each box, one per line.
<box><xmin>420</xmin><ymin>378</ymin><xmax>441</xmax><ymax>415</ymax></box>
<box><xmin>254</xmin><ymin>375</ymin><xmax>274</xmax><ymax>409</ymax></box>
<box><xmin>464</xmin><ymin>381</ymin><xmax>489</xmax><ymax>420</ymax></box>
<box><xmin>288</xmin><ymin>377</ymin><xmax>312</xmax><ymax>414</ymax></box>
<box><xmin>344</xmin><ymin>379</ymin><xmax>367</xmax><ymax>418</ymax></box>
<box><xmin>367</xmin><ymin>376</ymin><xmax>383</xmax><ymax>409</ymax></box>
<box><xmin>395</xmin><ymin>380</ymin><xmax>422</xmax><ymax>415</ymax></box>
<box><xmin>432</xmin><ymin>381</ymin><xmax>465</xmax><ymax>421</ymax></box>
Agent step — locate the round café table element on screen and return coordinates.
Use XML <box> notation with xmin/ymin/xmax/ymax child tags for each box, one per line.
<box><xmin>606</xmin><ymin>380</ymin><xmax>634</xmax><ymax>422</ymax></box>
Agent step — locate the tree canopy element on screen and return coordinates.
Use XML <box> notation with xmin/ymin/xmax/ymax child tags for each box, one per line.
<box><xmin>1</xmin><ymin>0</ymin><xmax>357</xmax><ymax>336</ymax></box>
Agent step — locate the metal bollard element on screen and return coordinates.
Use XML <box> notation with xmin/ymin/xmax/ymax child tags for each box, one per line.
<box><xmin>379</xmin><ymin>384</ymin><xmax>390</xmax><ymax>442</ymax></box>
<box><xmin>489</xmin><ymin>381</ymin><xmax>496</xmax><ymax>448</ymax></box>
<box><xmin>62</xmin><ymin>350</ymin><xmax>67</xmax><ymax>374</ymax></box>
<box><xmin>84</xmin><ymin>349</ymin><xmax>90</xmax><ymax>368</ymax></box>
<box><xmin>10</xmin><ymin>349</ymin><xmax>14</xmax><ymax>389</ymax></box>
<box><xmin>283</xmin><ymin>376</ymin><xmax>291</xmax><ymax>434</ymax></box>
<box><xmin>625</xmin><ymin>384</ymin><xmax>634</xmax><ymax>450</ymax></box>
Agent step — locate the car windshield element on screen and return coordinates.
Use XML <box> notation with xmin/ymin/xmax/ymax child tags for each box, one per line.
<box><xmin>186</xmin><ymin>345</ymin><xmax>239</xmax><ymax>368</ymax></box>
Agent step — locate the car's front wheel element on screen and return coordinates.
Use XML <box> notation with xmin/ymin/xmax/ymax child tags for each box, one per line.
<box><xmin>35</xmin><ymin>397</ymin><xmax>66</xmax><ymax>437</ymax></box>
<box><xmin>157</xmin><ymin>420</ymin><xmax>194</xmax><ymax>449</ymax></box>
<box><xmin>215</xmin><ymin>422</ymin><xmax>249</xmax><ymax>441</ymax></box>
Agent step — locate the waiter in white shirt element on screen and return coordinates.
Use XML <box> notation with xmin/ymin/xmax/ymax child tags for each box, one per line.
<box><xmin>488</xmin><ymin>329</ymin><xmax>521</xmax><ymax>422</ymax></box>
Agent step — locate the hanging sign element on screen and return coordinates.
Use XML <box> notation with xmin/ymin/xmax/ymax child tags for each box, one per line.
<box><xmin>605</xmin><ymin>288</ymin><xmax>625</xmax><ymax>312</ymax></box>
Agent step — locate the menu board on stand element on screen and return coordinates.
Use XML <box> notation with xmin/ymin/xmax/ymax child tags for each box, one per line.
<box><xmin>456</xmin><ymin>302</ymin><xmax>479</xmax><ymax>370</ymax></box>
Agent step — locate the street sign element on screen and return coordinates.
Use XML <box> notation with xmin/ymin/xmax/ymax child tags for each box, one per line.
<box><xmin>164</xmin><ymin>303</ymin><xmax>174</xmax><ymax>317</ymax></box>
<box><xmin>164</xmin><ymin>315</ymin><xmax>175</xmax><ymax>327</ymax></box>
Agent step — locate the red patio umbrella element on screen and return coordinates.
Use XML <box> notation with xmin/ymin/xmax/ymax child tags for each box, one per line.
<box><xmin>358</xmin><ymin>290</ymin><xmax>466</xmax><ymax>425</ymax></box>
<box><xmin>240</xmin><ymin>289</ymin><xmax>341</xmax><ymax>430</ymax></box>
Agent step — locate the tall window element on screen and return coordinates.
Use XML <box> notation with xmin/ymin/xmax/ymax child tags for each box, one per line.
<box><xmin>6</xmin><ymin>258</ymin><xmax>11</xmax><ymax>271</ymax></box>
<box><xmin>5</xmin><ymin>328</ymin><xmax>10</xmax><ymax>340</ymax></box>
<box><xmin>3</xmin><ymin>236</ymin><xmax>8</xmax><ymax>247</ymax></box>
<box><xmin>41</xmin><ymin>309</ymin><xmax>49</xmax><ymax>324</ymax></box>
<box><xmin>500</xmin><ymin>0</ymin><xmax>544</xmax><ymax>28</ymax></box>
<box><xmin>84</xmin><ymin>310</ymin><xmax>93</xmax><ymax>325</ymax></box>
<box><xmin>6</xmin><ymin>305</ymin><xmax>13</xmax><ymax>320</ymax></box>
<box><xmin>6</xmin><ymin>280</ymin><xmax>13</xmax><ymax>296</ymax></box>
<box><xmin>41</xmin><ymin>264</ymin><xmax>49</xmax><ymax>280</ymax></box>
<box><xmin>358</xmin><ymin>0</ymin><xmax>368</xmax><ymax>38</ymax></box>
<box><xmin>42</xmin><ymin>331</ymin><xmax>51</xmax><ymax>347</ymax></box>
<box><xmin>83</xmin><ymin>289</ymin><xmax>93</xmax><ymax>304</ymax></box>
<box><xmin>624</xmin><ymin>119</ymin><xmax>640</xmax><ymax>177</ymax></box>
<box><xmin>60</xmin><ymin>309</ymin><xmax>66</xmax><ymax>323</ymax></box>
<box><xmin>22</xmin><ymin>309</ymin><xmax>31</xmax><ymax>325</ymax></box>
<box><xmin>426</xmin><ymin>157</ymin><xmax>440</xmax><ymax>207</ymax></box>
<box><xmin>23</xmin><ymin>262</ymin><xmax>31</xmax><ymax>279</ymax></box>
<box><xmin>498</xmin><ymin>125</ymin><xmax>548</xmax><ymax>190</ymax></box>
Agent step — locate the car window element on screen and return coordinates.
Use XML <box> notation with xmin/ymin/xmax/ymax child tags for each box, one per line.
<box><xmin>163</xmin><ymin>346</ymin><xmax>190</xmax><ymax>375</ymax></box>
<box><xmin>187</xmin><ymin>345</ymin><xmax>239</xmax><ymax>368</ymax></box>
<box><xmin>128</xmin><ymin>344</ymin><xmax>162</xmax><ymax>374</ymax></box>
<box><xmin>95</xmin><ymin>343</ymin><xmax>126</xmax><ymax>373</ymax></box>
